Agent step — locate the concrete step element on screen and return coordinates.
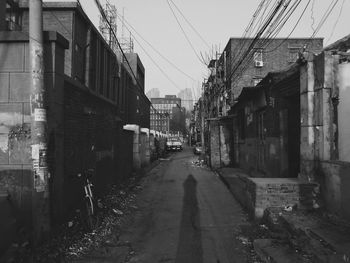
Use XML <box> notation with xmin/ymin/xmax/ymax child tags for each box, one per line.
<box><xmin>253</xmin><ymin>239</ymin><xmax>315</xmax><ymax>263</ymax></box>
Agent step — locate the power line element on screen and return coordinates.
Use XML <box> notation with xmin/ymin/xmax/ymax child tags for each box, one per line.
<box><xmin>265</xmin><ymin>0</ymin><xmax>311</xmax><ymax>52</ymax></box>
<box><xmin>95</xmin><ymin>0</ymin><xmax>197</xmax><ymax>118</ymax></box>
<box><xmin>168</xmin><ymin>0</ymin><xmax>211</xmax><ymax>50</ymax></box>
<box><xmin>227</xmin><ymin>0</ymin><xmax>285</xmax><ymax>81</ymax></box>
<box><xmin>326</xmin><ymin>0</ymin><xmax>345</xmax><ymax>44</ymax></box>
<box><xmin>131</xmin><ymin>30</ymin><xmax>183</xmax><ymax>91</ymax></box>
<box><xmin>166</xmin><ymin>0</ymin><xmax>208</xmax><ymax>66</ymax></box>
<box><xmin>113</xmin><ymin>10</ymin><xmax>197</xmax><ymax>82</ymax></box>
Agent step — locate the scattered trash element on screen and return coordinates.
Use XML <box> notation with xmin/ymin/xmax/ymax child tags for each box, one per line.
<box><xmin>283</xmin><ymin>205</ymin><xmax>293</xmax><ymax>212</ymax></box>
<box><xmin>259</xmin><ymin>224</ymin><xmax>268</xmax><ymax>230</ymax></box>
<box><xmin>112</xmin><ymin>209</ymin><xmax>124</xmax><ymax>215</ymax></box>
<box><xmin>237</xmin><ymin>236</ymin><xmax>250</xmax><ymax>245</ymax></box>
<box><xmin>3</xmin><ymin>171</ymin><xmax>144</xmax><ymax>263</ymax></box>
<box><xmin>191</xmin><ymin>159</ymin><xmax>205</xmax><ymax>167</ymax></box>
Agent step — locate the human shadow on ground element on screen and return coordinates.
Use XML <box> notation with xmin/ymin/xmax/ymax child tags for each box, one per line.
<box><xmin>175</xmin><ymin>174</ymin><xmax>203</xmax><ymax>263</ymax></box>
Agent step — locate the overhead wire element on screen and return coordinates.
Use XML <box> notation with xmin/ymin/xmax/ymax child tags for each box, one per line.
<box><xmin>230</xmin><ymin>0</ymin><xmax>340</xmax><ymax>90</ymax></box>
<box><xmin>131</xmin><ymin>33</ymin><xmax>183</xmax><ymax>91</ymax></box>
<box><xmin>228</xmin><ymin>0</ymin><xmax>318</xmax><ymax>86</ymax></box>
<box><xmin>113</xmin><ymin>9</ymin><xmax>196</xmax><ymax>83</ymax></box>
<box><xmin>166</xmin><ymin>0</ymin><xmax>208</xmax><ymax>66</ymax></box>
<box><xmin>326</xmin><ymin>0</ymin><xmax>345</xmax><ymax>44</ymax></box>
<box><xmin>227</xmin><ymin>0</ymin><xmax>285</xmax><ymax>81</ymax></box>
<box><xmin>265</xmin><ymin>0</ymin><xmax>311</xmax><ymax>52</ymax></box>
<box><xmin>93</xmin><ymin>0</ymin><xmax>168</xmax><ymax>118</ymax></box>
<box><xmin>168</xmin><ymin>0</ymin><xmax>211</xmax><ymax>50</ymax></box>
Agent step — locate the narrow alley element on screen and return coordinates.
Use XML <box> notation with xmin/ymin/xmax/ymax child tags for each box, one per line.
<box><xmin>1</xmin><ymin>1</ymin><xmax>350</xmax><ymax>262</ymax></box>
<box><xmin>76</xmin><ymin>147</ymin><xmax>260</xmax><ymax>263</ymax></box>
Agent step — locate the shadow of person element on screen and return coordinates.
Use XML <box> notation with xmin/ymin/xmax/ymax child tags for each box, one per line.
<box><xmin>175</xmin><ymin>174</ymin><xmax>203</xmax><ymax>263</ymax></box>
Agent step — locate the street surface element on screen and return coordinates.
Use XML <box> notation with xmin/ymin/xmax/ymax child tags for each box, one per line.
<box><xmin>118</xmin><ymin>147</ymin><xmax>253</xmax><ymax>263</ymax></box>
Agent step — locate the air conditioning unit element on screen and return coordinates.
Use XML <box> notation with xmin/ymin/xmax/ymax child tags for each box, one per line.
<box><xmin>255</xmin><ymin>60</ymin><xmax>263</xmax><ymax>67</ymax></box>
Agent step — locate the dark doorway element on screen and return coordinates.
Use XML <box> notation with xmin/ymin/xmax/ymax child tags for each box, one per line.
<box><xmin>287</xmin><ymin>94</ymin><xmax>300</xmax><ymax>177</ymax></box>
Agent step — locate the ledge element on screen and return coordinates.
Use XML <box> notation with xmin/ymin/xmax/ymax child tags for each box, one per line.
<box><xmin>0</xmin><ymin>31</ymin><xmax>69</xmax><ymax>49</ymax></box>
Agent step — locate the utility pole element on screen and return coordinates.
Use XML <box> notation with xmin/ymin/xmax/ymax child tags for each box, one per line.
<box><xmin>29</xmin><ymin>0</ymin><xmax>50</xmax><ymax>243</ymax></box>
<box><xmin>201</xmin><ymin>81</ymin><xmax>205</xmax><ymax>155</ymax></box>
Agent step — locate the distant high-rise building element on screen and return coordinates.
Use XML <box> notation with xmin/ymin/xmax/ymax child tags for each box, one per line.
<box><xmin>177</xmin><ymin>88</ymin><xmax>193</xmax><ymax>112</ymax></box>
<box><xmin>146</xmin><ymin>88</ymin><xmax>160</xmax><ymax>99</ymax></box>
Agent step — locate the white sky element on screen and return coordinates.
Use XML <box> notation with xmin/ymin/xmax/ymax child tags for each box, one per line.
<box><xmin>46</xmin><ymin>0</ymin><xmax>350</xmax><ymax>99</ymax></box>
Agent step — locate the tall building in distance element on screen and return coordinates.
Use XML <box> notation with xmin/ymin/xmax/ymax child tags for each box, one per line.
<box><xmin>177</xmin><ymin>88</ymin><xmax>193</xmax><ymax>112</ymax></box>
<box><xmin>150</xmin><ymin>95</ymin><xmax>181</xmax><ymax>133</ymax></box>
<box><xmin>146</xmin><ymin>88</ymin><xmax>160</xmax><ymax>100</ymax></box>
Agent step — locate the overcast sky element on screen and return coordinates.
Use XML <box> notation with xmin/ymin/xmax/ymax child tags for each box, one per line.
<box><xmin>47</xmin><ymin>0</ymin><xmax>350</xmax><ymax>99</ymax></box>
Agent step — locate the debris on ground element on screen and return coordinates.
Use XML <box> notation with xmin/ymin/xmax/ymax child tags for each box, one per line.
<box><xmin>191</xmin><ymin>159</ymin><xmax>205</xmax><ymax>167</ymax></box>
<box><xmin>1</xmin><ymin>173</ymin><xmax>145</xmax><ymax>263</ymax></box>
<box><xmin>112</xmin><ymin>209</ymin><xmax>124</xmax><ymax>215</ymax></box>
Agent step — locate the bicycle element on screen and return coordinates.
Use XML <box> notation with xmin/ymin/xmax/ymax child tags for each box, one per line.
<box><xmin>77</xmin><ymin>168</ymin><xmax>99</xmax><ymax>230</ymax></box>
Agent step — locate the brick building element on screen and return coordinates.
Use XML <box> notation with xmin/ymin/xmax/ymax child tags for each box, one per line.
<box><xmin>0</xmin><ymin>1</ymin><xmax>150</xmax><ymax>251</ymax></box>
<box><xmin>202</xmin><ymin>37</ymin><xmax>323</xmax><ymax>169</ymax></box>
<box><xmin>206</xmin><ymin>35</ymin><xmax>350</xmax><ymax>221</ymax></box>
<box><xmin>150</xmin><ymin>95</ymin><xmax>181</xmax><ymax>133</ymax></box>
<box><xmin>203</xmin><ymin>38</ymin><xmax>323</xmax><ymax>120</ymax></box>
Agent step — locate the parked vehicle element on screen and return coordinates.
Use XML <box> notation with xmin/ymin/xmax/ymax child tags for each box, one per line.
<box><xmin>166</xmin><ymin>137</ymin><xmax>183</xmax><ymax>151</ymax></box>
<box><xmin>193</xmin><ymin>142</ymin><xmax>202</xmax><ymax>155</ymax></box>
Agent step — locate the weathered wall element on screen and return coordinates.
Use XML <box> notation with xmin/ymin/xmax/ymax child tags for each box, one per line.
<box><xmin>119</xmin><ymin>130</ymin><xmax>134</xmax><ymax>181</ymax></box>
<box><xmin>338</xmin><ymin>62</ymin><xmax>350</xmax><ymax>161</ymax></box>
<box><xmin>0</xmin><ymin>31</ymin><xmax>68</xmax><ymax>252</ymax></box>
<box><xmin>219</xmin><ymin>119</ymin><xmax>233</xmax><ymax>166</ymax></box>
<box><xmin>300</xmin><ymin>51</ymin><xmax>350</xmax><ymax>220</ymax></box>
<box><xmin>231</xmin><ymin>68</ymin><xmax>301</xmax><ymax>178</ymax></box>
<box><xmin>208</xmin><ymin>120</ymin><xmax>221</xmax><ymax>168</ymax></box>
<box><xmin>63</xmin><ymin>78</ymin><xmax>128</xmax><ymax>215</ymax></box>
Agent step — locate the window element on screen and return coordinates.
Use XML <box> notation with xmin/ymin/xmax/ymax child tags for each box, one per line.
<box><xmin>5</xmin><ymin>1</ymin><xmax>21</xmax><ymax>31</ymax></box>
<box><xmin>288</xmin><ymin>51</ymin><xmax>299</xmax><ymax>63</ymax></box>
<box><xmin>254</xmin><ymin>49</ymin><xmax>263</xmax><ymax>67</ymax></box>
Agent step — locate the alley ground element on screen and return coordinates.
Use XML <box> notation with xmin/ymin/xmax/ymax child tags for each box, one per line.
<box><xmin>77</xmin><ymin>146</ymin><xmax>263</xmax><ymax>263</ymax></box>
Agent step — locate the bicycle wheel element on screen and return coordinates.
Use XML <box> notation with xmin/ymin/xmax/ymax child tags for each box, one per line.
<box><xmin>85</xmin><ymin>197</ymin><xmax>98</xmax><ymax>230</ymax></box>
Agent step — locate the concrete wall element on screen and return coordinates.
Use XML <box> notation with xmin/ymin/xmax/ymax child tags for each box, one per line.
<box><xmin>299</xmin><ymin>51</ymin><xmax>350</xmax><ymax>220</ymax></box>
<box><xmin>338</xmin><ymin>63</ymin><xmax>350</xmax><ymax>161</ymax></box>
<box><xmin>207</xmin><ymin>118</ymin><xmax>233</xmax><ymax>168</ymax></box>
<box><xmin>208</xmin><ymin>120</ymin><xmax>221</xmax><ymax>168</ymax></box>
<box><xmin>0</xmin><ymin>31</ymin><xmax>68</xmax><ymax>252</ymax></box>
